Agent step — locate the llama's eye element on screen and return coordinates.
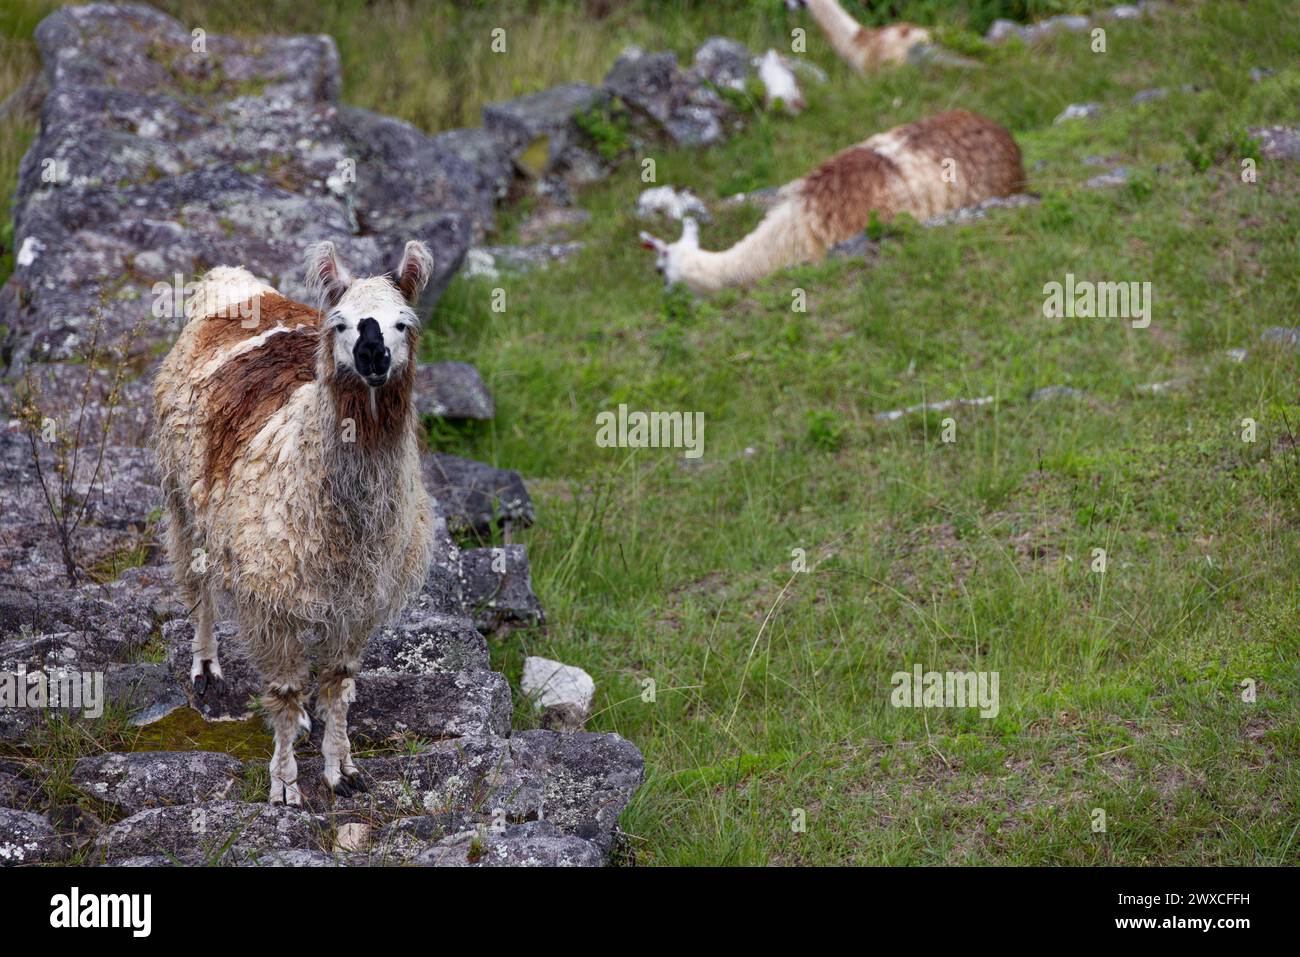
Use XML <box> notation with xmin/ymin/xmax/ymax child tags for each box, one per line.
<box><xmin>395</xmin><ymin>322</ymin><xmax>408</xmax><ymax>333</ymax></box>
<box><xmin>334</xmin><ymin>323</ymin><xmax>346</xmax><ymax>333</ymax></box>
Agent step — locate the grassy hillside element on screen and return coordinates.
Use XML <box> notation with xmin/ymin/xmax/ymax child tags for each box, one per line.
<box><xmin>3</xmin><ymin>0</ymin><xmax>1298</xmax><ymax>865</ymax></box>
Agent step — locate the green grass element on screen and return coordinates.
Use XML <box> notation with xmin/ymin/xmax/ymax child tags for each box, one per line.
<box><xmin>3</xmin><ymin>0</ymin><xmax>1298</xmax><ymax>865</ymax></box>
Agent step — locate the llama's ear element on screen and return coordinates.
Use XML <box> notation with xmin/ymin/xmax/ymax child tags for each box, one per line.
<box><xmin>639</xmin><ymin>231</ymin><xmax>665</xmax><ymax>253</ymax></box>
<box><xmin>304</xmin><ymin>241</ymin><xmax>353</xmax><ymax>308</ymax></box>
<box><xmin>396</xmin><ymin>240</ymin><xmax>435</xmax><ymax>304</ymax></box>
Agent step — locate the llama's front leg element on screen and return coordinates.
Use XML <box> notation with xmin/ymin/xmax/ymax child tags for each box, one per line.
<box><xmin>319</xmin><ymin>659</ymin><xmax>366</xmax><ymax>796</ymax></box>
<box><xmin>190</xmin><ymin>587</ymin><xmax>223</xmax><ymax>696</ymax></box>
<box><xmin>263</xmin><ymin>675</ymin><xmax>312</xmax><ymax>807</ymax></box>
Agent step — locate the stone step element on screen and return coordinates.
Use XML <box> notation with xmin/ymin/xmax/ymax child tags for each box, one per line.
<box><xmin>91</xmin><ymin>800</ymin><xmax>328</xmax><ymax>865</ymax></box>
<box><xmin>350</xmin><ymin>671</ymin><xmax>512</xmax><ymax>742</ymax></box>
<box><xmin>72</xmin><ymin>751</ymin><xmax>244</xmax><ymax>815</ymax></box>
<box><xmin>459</xmin><ymin>545</ymin><xmax>545</xmax><ymax>632</ymax></box>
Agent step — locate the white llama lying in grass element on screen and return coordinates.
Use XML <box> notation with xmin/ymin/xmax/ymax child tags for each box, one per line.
<box><xmin>788</xmin><ymin>0</ymin><xmax>931</xmax><ymax>72</ymax></box>
<box><xmin>153</xmin><ymin>241</ymin><xmax>436</xmax><ymax>805</ymax></box>
<box><xmin>640</xmin><ymin>109</ymin><xmax>1024</xmax><ymax>294</ymax></box>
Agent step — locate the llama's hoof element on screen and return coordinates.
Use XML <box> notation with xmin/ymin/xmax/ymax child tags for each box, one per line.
<box><xmin>269</xmin><ymin>779</ymin><xmax>303</xmax><ymax>807</ymax></box>
<box><xmin>193</xmin><ymin>660</ymin><xmax>224</xmax><ymax>698</ymax></box>
<box><xmin>343</xmin><ymin>769</ymin><xmax>369</xmax><ymax>793</ymax></box>
<box><xmin>328</xmin><ymin>776</ymin><xmax>354</xmax><ymax>798</ymax></box>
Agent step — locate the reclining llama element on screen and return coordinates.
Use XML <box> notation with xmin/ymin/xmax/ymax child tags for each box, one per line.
<box><xmin>640</xmin><ymin>109</ymin><xmax>1024</xmax><ymax>294</ymax></box>
<box><xmin>153</xmin><ymin>240</ymin><xmax>436</xmax><ymax>805</ymax></box>
<box><xmin>788</xmin><ymin>0</ymin><xmax>932</xmax><ymax>72</ymax></box>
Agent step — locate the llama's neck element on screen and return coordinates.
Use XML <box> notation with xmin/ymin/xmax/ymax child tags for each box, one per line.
<box><xmin>674</xmin><ymin>200</ymin><xmax>820</xmax><ymax>294</ymax></box>
<box><xmin>805</xmin><ymin>0</ymin><xmax>866</xmax><ymax>70</ymax></box>
<box><xmin>315</xmin><ymin>354</ymin><xmax>418</xmax><ymax>533</ymax></box>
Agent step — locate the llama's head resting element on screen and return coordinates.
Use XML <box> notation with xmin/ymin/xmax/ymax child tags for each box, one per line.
<box><xmin>305</xmin><ymin>240</ymin><xmax>434</xmax><ymax>388</ymax></box>
<box><xmin>639</xmin><ymin>217</ymin><xmax>699</xmax><ymax>287</ymax></box>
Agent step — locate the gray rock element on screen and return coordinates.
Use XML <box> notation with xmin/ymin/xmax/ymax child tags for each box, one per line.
<box><xmin>504</xmin><ymin>730</ymin><xmax>643</xmax><ymax>846</ymax></box>
<box><xmin>430</xmin><ymin>127</ymin><xmax>515</xmax><ymax>203</ymax></box>
<box><xmin>225</xmin><ymin>848</ymin><xmax>340</xmax><ymax>867</ymax></box>
<box><xmin>469</xmin><ymin>242</ymin><xmax>584</xmax><ymax>276</ymax></box>
<box><xmin>367</xmin><ymin>813</ymin><xmax>476</xmax><ymax>863</ymax></box>
<box><xmin>350</xmin><ymin>671</ymin><xmax>512</xmax><ymax>742</ymax></box>
<box><xmin>483</xmin><ymin>83</ymin><xmax>606</xmax><ymax>181</ymax></box>
<box><xmin>1260</xmin><ymin>327</ymin><xmax>1300</xmax><ymax>347</ymax></box>
<box><xmin>692</xmin><ymin>37</ymin><xmax>753</xmax><ymax>92</ymax></box>
<box><xmin>1132</xmin><ymin>87</ymin><xmax>1168</xmax><ymax>104</ymax></box>
<box><xmin>414</xmin><ymin>362</ymin><xmax>495</xmax><ymax>420</ymax></box>
<box><xmin>293</xmin><ymin>735</ymin><xmax>513</xmax><ymax>816</ymax></box>
<box><xmin>1248</xmin><ymin>126</ymin><xmax>1300</xmax><ymax>162</ymax></box>
<box><xmin>362</xmin><ymin>612</ymin><xmax>489</xmax><ymax>676</ymax></box>
<box><xmin>2</xmin><ymin>4</ymin><xmax>489</xmax><ymax>370</ymax></box>
<box><xmin>1023</xmin><ymin>15</ymin><xmax>1091</xmax><ymax>42</ymax></box>
<box><xmin>0</xmin><ymin>770</ymin><xmax>41</xmax><ymax>812</ymax></box>
<box><xmin>828</xmin><ymin>234</ymin><xmax>881</xmax><ymax>260</ymax></box>
<box><xmin>72</xmin><ymin>751</ymin><xmax>244</xmax><ymax>813</ymax></box>
<box><xmin>1084</xmin><ymin>166</ymin><xmax>1131</xmax><ymax>188</ymax></box>
<box><xmin>411</xmin><ymin>820</ymin><xmax>603</xmax><ymax>867</ymax></box>
<box><xmin>1054</xmin><ymin>103</ymin><xmax>1103</xmax><ymax>124</ymax></box>
<box><xmin>423</xmin><ymin>452</ymin><xmax>534</xmax><ymax>538</ymax></box>
<box><xmin>604</xmin><ymin>47</ymin><xmax>733</xmax><ymax>148</ymax></box>
<box><xmin>985</xmin><ymin>19</ymin><xmax>1026</xmax><ymax>43</ymax></box>
<box><xmin>0</xmin><ymin>807</ymin><xmax>69</xmax><ymax>865</ymax></box>
<box><xmin>1249</xmin><ymin>67</ymin><xmax>1275</xmax><ymax>83</ymax></box>
<box><xmin>458</xmin><ymin>544</ymin><xmax>544</xmax><ymax>632</ymax></box>
<box><xmin>104</xmin><ymin>662</ymin><xmax>189</xmax><ymax>726</ymax></box>
<box><xmin>923</xmin><ymin>193</ymin><xmax>1040</xmax><ymax>227</ymax></box>
<box><xmin>91</xmin><ymin>800</ymin><xmax>328</xmax><ymax>864</ymax></box>
<box><xmin>1031</xmin><ymin>385</ymin><xmax>1086</xmax><ymax>403</ymax></box>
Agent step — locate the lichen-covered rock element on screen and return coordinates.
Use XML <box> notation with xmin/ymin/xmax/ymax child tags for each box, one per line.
<box><xmin>603</xmin><ymin>47</ymin><xmax>735</xmax><ymax>148</ymax></box>
<box><xmin>362</xmin><ymin>612</ymin><xmax>489</xmax><ymax>676</ymax></box>
<box><xmin>91</xmin><ymin>800</ymin><xmax>327</xmax><ymax>864</ymax></box>
<box><xmin>0</xmin><ymin>770</ymin><xmax>42</xmax><ymax>812</ymax></box>
<box><xmin>350</xmin><ymin>671</ymin><xmax>512</xmax><ymax>742</ymax></box>
<box><xmin>458</xmin><ymin>544</ymin><xmax>544</xmax><ymax>632</ymax></box>
<box><xmin>0</xmin><ymin>432</ymin><xmax>161</xmax><ymax>595</ymax></box>
<box><xmin>0</xmin><ymin>807</ymin><xmax>70</xmax><ymax>865</ymax></box>
<box><xmin>503</xmin><ymin>730</ymin><xmax>643</xmax><ymax>849</ymax></box>
<box><xmin>72</xmin><ymin>751</ymin><xmax>243</xmax><ymax>814</ymax></box>
<box><xmin>414</xmin><ymin>362</ymin><xmax>496</xmax><ymax>420</ymax></box>
<box><xmin>104</xmin><ymin>663</ymin><xmax>189</xmax><ymax>726</ymax></box>
<box><xmin>1249</xmin><ymin>126</ymin><xmax>1300</xmax><ymax>162</ymax></box>
<box><xmin>692</xmin><ymin>37</ymin><xmax>753</xmax><ymax>92</ymax></box>
<box><xmin>293</xmin><ymin>735</ymin><xmax>512</xmax><ymax>815</ymax></box>
<box><xmin>2</xmin><ymin>3</ymin><xmax>490</xmax><ymax>369</ymax></box>
<box><xmin>423</xmin><ymin>452</ymin><xmax>534</xmax><ymax>537</ymax></box>
<box><xmin>367</xmin><ymin>813</ymin><xmax>475</xmax><ymax>863</ymax></box>
<box><xmin>411</xmin><ymin>820</ymin><xmax>604</xmax><ymax>867</ymax></box>
<box><xmin>483</xmin><ymin>83</ymin><xmax>607</xmax><ymax>182</ymax></box>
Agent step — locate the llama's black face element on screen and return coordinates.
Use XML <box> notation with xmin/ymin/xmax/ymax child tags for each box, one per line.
<box><xmin>352</xmin><ymin>317</ymin><xmax>391</xmax><ymax>385</ymax></box>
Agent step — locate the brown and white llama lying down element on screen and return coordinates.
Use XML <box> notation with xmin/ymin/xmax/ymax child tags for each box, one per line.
<box><xmin>787</xmin><ymin>0</ymin><xmax>931</xmax><ymax>73</ymax></box>
<box><xmin>640</xmin><ymin>109</ymin><xmax>1024</xmax><ymax>294</ymax></box>
<box><xmin>153</xmin><ymin>241</ymin><xmax>436</xmax><ymax>805</ymax></box>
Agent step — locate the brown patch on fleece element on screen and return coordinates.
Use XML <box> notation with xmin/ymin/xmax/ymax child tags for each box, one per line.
<box><xmin>801</xmin><ymin>146</ymin><xmax>904</xmax><ymax>245</ymax></box>
<box><xmin>322</xmin><ymin>327</ymin><xmax>418</xmax><ymax>451</ymax></box>
<box><xmin>204</xmin><ymin>326</ymin><xmax>319</xmax><ymax>485</ymax></box>
<box><xmin>193</xmin><ymin>293</ymin><xmax>321</xmax><ymax>360</ymax></box>
<box><xmin>895</xmin><ymin>109</ymin><xmax>1026</xmax><ymax>200</ymax></box>
<box><xmin>800</xmin><ymin>109</ymin><xmax>1024</xmax><ymax>245</ymax></box>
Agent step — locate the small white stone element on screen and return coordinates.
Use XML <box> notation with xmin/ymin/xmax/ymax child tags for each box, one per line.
<box><xmin>521</xmin><ymin>656</ymin><xmax>595</xmax><ymax>713</ymax></box>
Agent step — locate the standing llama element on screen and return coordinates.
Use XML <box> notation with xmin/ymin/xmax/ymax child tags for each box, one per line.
<box><xmin>153</xmin><ymin>241</ymin><xmax>436</xmax><ymax>805</ymax></box>
<box><xmin>639</xmin><ymin>109</ymin><xmax>1024</xmax><ymax>294</ymax></box>
<box><xmin>787</xmin><ymin>0</ymin><xmax>931</xmax><ymax>72</ymax></box>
